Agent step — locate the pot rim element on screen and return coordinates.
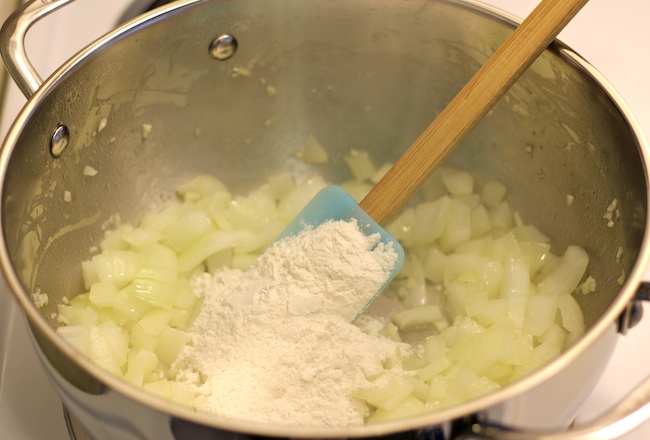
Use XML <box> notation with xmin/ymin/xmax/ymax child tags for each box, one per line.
<box><xmin>1</xmin><ymin>0</ymin><xmax>649</xmax><ymax>437</ymax></box>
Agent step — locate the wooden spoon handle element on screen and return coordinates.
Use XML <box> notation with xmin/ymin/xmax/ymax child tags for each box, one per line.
<box><xmin>359</xmin><ymin>0</ymin><xmax>590</xmax><ymax>226</ymax></box>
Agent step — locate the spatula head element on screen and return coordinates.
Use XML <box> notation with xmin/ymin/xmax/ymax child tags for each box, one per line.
<box><xmin>278</xmin><ymin>186</ymin><xmax>404</xmax><ymax>319</ymax></box>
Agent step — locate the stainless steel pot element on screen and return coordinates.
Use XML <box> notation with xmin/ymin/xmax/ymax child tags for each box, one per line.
<box><xmin>1</xmin><ymin>1</ymin><xmax>650</xmax><ymax>439</ymax></box>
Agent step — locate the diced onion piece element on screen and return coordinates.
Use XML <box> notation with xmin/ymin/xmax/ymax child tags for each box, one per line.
<box><xmin>277</xmin><ymin>175</ymin><xmax>327</xmax><ymax>222</ymax></box>
<box><xmin>142</xmin><ymin>123</ymin><xmax>153</xmax><ymax>139</ymax></box>
<box><xmin>294</xmin><ymin>134</ymin><xmax>328</xmax><ymax>163</ymax></box>
<box><xmin>89</xmin><ymin>322</ymin><xmax>129</xmax><ymax>374</ymax></box>
<box><xmin>122</xmin><ymin>227</ymin><xmax>163</xmax><ymax>247</ymax></box>
<box><xmin>422</xmin><ymin>334</ymin><xmax>448</xmax><ymax>362</ymax></box>
<box><xmin>426</xmin><ymin>375</ymin><xmax>450</xmax><ymax>402</ymax></box>
<box><xmin>404</xmin><ymin>376</ymin><xmax>429</xmax><ymax>402</ymax></box>
<box><xmin>101</xmin><ymin>225</ymin><xmax>131</xmax><ymax>251</ymax></box>
<box><xmin>172</xmin><ymin>279</ymin><xmax>199</xmax><ymax>311</ymax></box>
<box><xmin>339</xmin><ymin>180</ymin><xmax>373</xmax><ymax>202</ymax></box>
<box><xmin>125</xmin><ymin>349</ymin><xmax>159</xmax><ymax>387</ymax></box>
<box><xmin>344</xmin><ymin>149</ymin><xmax>376</xmax><ymax>181</ymax></box>
<box><xmin>235</xmin><ymin>221</ymin><xmax>286</xmax><ymax>254</ymax></box>
<box><xmin>266</xmin><ymin>85</ymin><xmax>278</xmax><ymax>96</ymax></box>
<box><xmin>538</xmin><ymin>323</ymin><xmax>567</xmax><ymax>347</ymax></box>
<box><xmin>84</xmin><ymin>165</ymin><xmax>98</xmax><ymax>177</ymax></box>
<box><xmin>177</xmin><ymin>229</ymin><xmax>254</xmax><ymax>273</ymax></box>
<box><xmin>370</xmin><ymin>163</ymin><xmax>393</xmax><ymax>184</ymax></box>
<box><xmin>418</xmin><ymin>357</ymin><xmax>451</xmax><ymax>382</ymax></box>
<box><xmin>422</xmin><ymin>247</ymin><xmax>447</xmax><ymax>284</ymax></box>
<box><xmin>392</xmin><ymin>304</ymin><xmax>446</xmax><ymax>331</ymax></box>
<box><xmin>206</xmin><ymin>248</ymin><xmax>234</xmax><ymax>273</ymax></box>
<box><xmin>441</xmin><ymin>317</ymin><xmax>485</xmax><ymax>347</ymax></box>
<box><xmin>470</xmin><ymin>205</ymin><xmax>492</xmax><ymax>239</ymax></box>
<box><xmin>439</xmin><ymin>198</ymin><xmax>471</xmax><ymax>251</ymax></box>
<box><xmin>226</xmin><ymin>190</ymin><xmax>275</xmax><ymax>232</ymax></box>
<box><xmin>155</xmin><ymin>325</ymin><xmax>188</xmax><ymax>365</ymax></box>
<box><xmin>443</xmin><ymin>254</ymin><xmax>489</xmax><ymax>287</ymax></box>
<box><xmin>557</xmin><ymin>293</ymin><xmax>585</xmax><ymax>335</ymax></box>
<box><xmin>176</xmin><ymin>175</ymin><xmax>228</xmax><ymax>202</ymax></box>
<box><xmin>489</xmin><ymin>201</ymin><xmax>514</xmax><ymax>230</ymax></box>
<box><xmin>456</xmin><ymin>194</ymin><xmax>480</xmax><ymax>209</ymax></box>
<box><xmin>473</xmin><ymin>298</ymin><xmax>508</xmax><ymax>328</ymax></box>
<box><xmin>112</xmin><ymin>289</ymin><xmax>154</xmax><ymax>323</ymax></box>
<box><xmin>125</xmin><ymin>278</ymin><xmax>177</xmax><ymax>309</ymax></box>
<box><xmin>386</xmin><ymin>208</ymin><xmax>416</xmax><ymax>243</ymax></box>
<box><xmin>481</xmin><ymin>180</ymin><xmax>507</xmax><ymax>208</ymax></box>
<box><xmin>130</xmin><ymin>322</ymin><xmax>159</xmax><ymax>352</ymax></box>
<box><xmin>500</xmin><ymin>256</ymin><xmax>530</xmax><ymax>330</ymax></box>
<box><xmin>538</xmin><ymin>245</ymin><xmax>589</xmax><ymax>297</ymax></box>
<box><xmin>82</xmin><ymin>260</ymin><xmax>100</xmax><ymax>291</ymax></box>
<box><xmin>410</xmin><ymin>196</ymin><xmax>451</xmax><ymax>245</ymax></box>
<box><xmin>169</xmin><ymin>382</ymin><xmax>198</xmax><ymax>407</ymax></box>
<box><xmin>69</xmin><ymin>293</ymin><xmax>89</xmax><ymax>308</ymax></box>
<box><xmin>164</xmin><ymin>210</ymin><xmax>214</xmax><ymax>253</ymax></box>
<box><xmin>89</xmin><ymin>281</ymin><xmax>119</xmax><ymax>308</ymax></box>
<box><xmin>268</xmin><ymin>173</ymin><xmax>295</xmax><ymax>200</ymax></box>
<box><xmin>139</xmin><ymin>309</ymin><xmax>175</xmax><ymax>335</ymax></box>
<box><xmin>466</xmin><ymin>324</ymin><xmax>511</xmax><ymax>372</ymax></box>
<box><xmin>440</xmin><ymin>165</ymin><xmax>474</xmax><ymax>195</ymax></box>
<box><xmin>579</xmin><ymin>276</ymin><xmax>597</xmax><ymax>294</ymax></box>
<box><xmin>142</xmin><ymin>379</ymin><xmax>196</xmax><ymax>409</ymax></box>
<box><xmin>523</xmin><ymin>293</ymin><xmax>558</xmax><ymax>336</ymax></box>
<box><xmin>519</xmin><ymin>242</ymin><xmax>551</xmax><ymax>278</ymax></box>
<box><xmin>368</xmin><ymin>395</ymin><xmax>425</xmax><ymax>423</ymax></box>
<box><xmin>143</xmin><ymin>379</ymin><xmax>172</xmax><ymax>400</ymax></box>
<box><xmin>421</xmin><ymin>172</ymin><xmax>448</xmax><ymax>201</ymax></box>
<box><xmin>92</xmin><ymin>250</ymin><xmax>141</xmax><ymax>289</ymax></box>
<box><xmin>378</xmin><ymin>321</ymin><xmax>401</xmax><ymax>342</ymax></box>
<box><xmin>356</xmin><ymin>375</ymin><xmax>415</xmax><ymax>411</ymax></box>
<box><xmin>139</xmin><ymin>202</ymin><xmax>184</xmax><ymax>233</ymax></box>
<box><xmin>57</xmin><ymin>325</ymin><xmax>90</xmax><ymax>355</ymax></box>
<box><xmin>232</xmin><ymin>254</ymin><xmax>258</xmax><ymax>271</ymax></box>
<box><xmin>459</xmin><ymin>376</ymin><xmax>499</xmax><ymax>401</ymax></box>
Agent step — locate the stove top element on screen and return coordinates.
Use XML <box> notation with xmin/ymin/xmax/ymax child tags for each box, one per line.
<box><xmin>0</xmin><ymin>1</ymin><xmax>649</xmax><ymax>439</ymax></box>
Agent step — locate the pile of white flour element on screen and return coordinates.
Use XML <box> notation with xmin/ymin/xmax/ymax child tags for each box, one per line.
<box><xmin>170</xmin><ymin>219</ymin><xmax>409</xmax><ymax>426</ymax></box>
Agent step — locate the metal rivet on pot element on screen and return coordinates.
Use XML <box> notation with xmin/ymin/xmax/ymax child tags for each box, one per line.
<box><xmin>617</xmin><ymin>285</ymin><xmax>650</xmax><ymax>334</ymax></box>
<box><xmin>627</xmin><ymin>302</ymin><xmax>644</xmax><ymax>329</ymax></box>
<box><xmin>50</xmin><ymin>125</ymin><xmax>69</xmax><ymax>158</ymax></box>
<box><xmin>617</xmin><ymin>300</ymin><xmax>644</xmax><ymax>335</ymax></box>
<box><xmin>209</xmin><ymin>34</ymin><xmax>238</xmax><ymax>60</ymax></box>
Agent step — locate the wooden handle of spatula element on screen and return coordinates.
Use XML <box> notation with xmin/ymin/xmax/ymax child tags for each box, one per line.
<box><xmin>359</xmin><ymin>0</ymin><xmax>591</xmax><ymax>226</ymax></box>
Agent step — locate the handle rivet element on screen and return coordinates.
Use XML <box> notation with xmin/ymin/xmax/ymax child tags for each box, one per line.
<box><xmin>50</xmin><ymin>125</ymin><xmax>69</xmax><ymax>158</ymax></box>
<box><xmin>209</xmin><ymin>34</ymin><xmax>238</xmax><ymax>60</ymax></box>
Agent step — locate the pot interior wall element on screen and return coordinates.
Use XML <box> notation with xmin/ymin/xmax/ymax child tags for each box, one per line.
<box><xmin>1</xmin><ymin>0</ymin><xmax>646</xmax><ymax>393</ymax></box>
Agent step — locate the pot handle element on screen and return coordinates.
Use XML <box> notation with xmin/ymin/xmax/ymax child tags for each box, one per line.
<box><xmin>0</xmin><ymin>0</ymin><xmax>77</xmax><ymax>98</ymax></box>
<box><xmin>455</xmin><ymin>372</ymin><xmax>650</xmax><ymax>440</ymax></box>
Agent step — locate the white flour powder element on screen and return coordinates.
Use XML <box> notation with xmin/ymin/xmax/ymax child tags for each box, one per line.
<box><xmin>170</xmin><ymin>219</ymin><xmax>409</xmax><ymax>427</ymax></box>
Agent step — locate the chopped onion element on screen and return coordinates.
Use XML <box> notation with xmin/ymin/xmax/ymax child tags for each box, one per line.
<box><xmin>53</xmin><ymin>149</ymin><xmax>591</xmax><ymax>425</ymax></box>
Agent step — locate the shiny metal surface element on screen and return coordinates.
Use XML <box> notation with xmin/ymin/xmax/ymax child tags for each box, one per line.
<box><xmin>0</xmin><ymin>0</ymin><xmax>649</xmax><ymax>439</ymax></box>
<box><xmin>209</xmin><ymin>34</ymin><xmax>238</xmax><ymax>61</ymax></box>
<box><xmin>49</xmin><ymin>124</ymin><xmax>69</xmax><ymax>157</ymax></box>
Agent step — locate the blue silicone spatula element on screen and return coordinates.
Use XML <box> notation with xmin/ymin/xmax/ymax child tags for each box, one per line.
<box><xmin>280</xmin><ymin>0</ymin><xmax>590</xmax><ymax>316</ymax></box>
